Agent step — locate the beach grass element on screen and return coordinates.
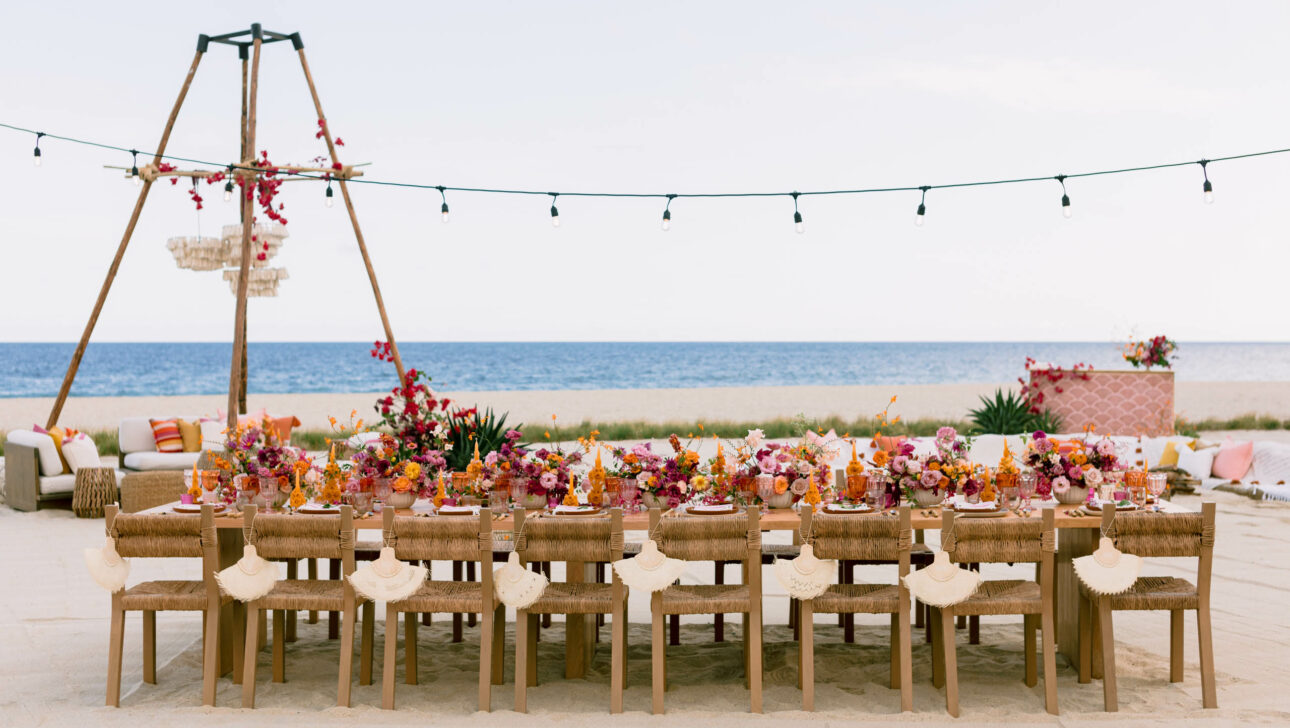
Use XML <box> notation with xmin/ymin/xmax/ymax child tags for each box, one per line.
<box><xmin>5</xmin><ymin>412</ymin><xmax>1290</xmax><ymax>458</ymax></box>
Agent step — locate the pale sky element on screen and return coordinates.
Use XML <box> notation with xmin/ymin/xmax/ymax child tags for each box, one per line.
<box><xmin>2</xmin><ymin>1</ymin><xmax>1287</xmax><ymax>343</ymax></box>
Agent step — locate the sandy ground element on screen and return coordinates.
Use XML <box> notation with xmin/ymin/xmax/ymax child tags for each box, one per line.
<box><xmin>1</xmin><ymin>490</ymin><xmax>1287</xmax><ymax>727</ymax></box>
<box><xmin>5</xmin><ymin>381</ymin><xmax>1290</xmax><ymax>433</ymax></box>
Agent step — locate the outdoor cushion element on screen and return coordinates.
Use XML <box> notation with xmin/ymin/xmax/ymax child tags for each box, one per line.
<box><xmin>38</xmin><ymin>474</ymin><xmax>76</xmax><ymax>495</ymax></box>
<box><xmin>1212</xmin><ymin>440</ymin><xmax>1254</xmax><ymax>481</ymax></box>
<box><xmin>1251</xmin><ymin>441</ymin><xmax>1290</xmax><ymax>485</ymax></box>
<box><xmin>118</xmin><ymin>417</ymin><xmax>160</xmax><ymax>454</ymax></box>
<box><xmin>199</xmin><ymin>419</ymin><xmax>226</xmax><ymax>450</ymax></box>
<box><xmin>62</xmin><ymin>434</ymin><xmax>102</xmax><ymax>472</ymax></box>
<box><xmin>176</xmin><ymin>419</ymin><xmax>202</xmax><ymax>452</ymax></box>
<box><xmin>1176</xmin><ymin>444</ymin><xmax>1217</xmax><ymax>480</ymax></box>
<box><xmin>149</xmin><ymin>418</ymin><xmax>184</xmax><ymax>453</ymax></box>
<box><xmin>7</xmin><ymin>429</ymin><xmax>62</xmax><ymax>476</ymax></box>
<box><xmin>123</xmin><ymin>451</ymin><xmax>200</xmax><ymax>471</ymax></box>
<box><xmin>47</xmin><ymin>426</ymin><xmax>72</xmax><ymax>473</ymax></box>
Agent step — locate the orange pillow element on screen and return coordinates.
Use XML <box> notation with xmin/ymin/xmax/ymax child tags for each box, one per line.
<box><xmin>47</xmin><ymin>425</ymin><xmax>72</xmax><ymax>473</ymax></box>
<box><xmin>871</xmin><ymin>435</ymin><xmax>908</xmax><ymax>452</ymax></box>
<box><xmin>270</xmin><ymin>415</ymin><xmax>301</xmax><ymax>444</ymax></box>
<box><xmin>149</xmin><ymin>418</ymin><xmax>184</xmax><ymax>453</ymax></box>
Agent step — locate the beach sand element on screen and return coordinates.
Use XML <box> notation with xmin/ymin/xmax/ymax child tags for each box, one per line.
<box><xmin>5</xmin><ymin>381</ymin><xmax>1290</xmax><ymax>433</ymax></box>
<box><xmin>2</xmin><ymin>490</ymin><xmax>1286</xmax><ymax>726</ymax></box>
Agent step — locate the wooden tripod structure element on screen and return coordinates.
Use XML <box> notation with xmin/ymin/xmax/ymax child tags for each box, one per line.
<box><xmin>45</xmin><ymin>24</ymin><xmax>406</xmax><ymax>434</ymax></box>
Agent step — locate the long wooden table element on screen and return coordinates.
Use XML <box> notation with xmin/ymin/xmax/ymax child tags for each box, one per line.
<box><xmin>147</xmin><ymin>499</ymin><xmax>1190</xmax><ymax>681</ymax></box>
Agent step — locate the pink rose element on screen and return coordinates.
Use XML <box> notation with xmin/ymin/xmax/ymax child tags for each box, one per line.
<box><xmin>1052</xmin><ymin>476</ymin><xmax>1070</xmax><ymax>493</ymax></box>
<box><xmin>540</xmin><ymin>471</ymin><xmax>557</xmax><ymax>489</ymax></box>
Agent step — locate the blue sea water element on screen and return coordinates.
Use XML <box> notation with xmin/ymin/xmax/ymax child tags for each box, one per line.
<box><xmin>0</xmin><ymin>342</ymin><xmax>1287</xmax><ymax>398</ymax></box>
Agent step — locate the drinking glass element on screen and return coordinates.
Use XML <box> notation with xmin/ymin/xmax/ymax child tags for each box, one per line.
<box><xmin>622</xmin><ymin>477</ymin><xmax>639</xmax><ymax>512</ymax></box>
<box><xmin>866</xmin><ymin>471</ymin><xmax>888</xmax><ymax>510</ymax></box>
<box><xmin>1001</xmin><ymin>486</ymin><xmax>1020</xmax><ymax>511</ymax></box>
<box><xmin>351</xmin><ymin>491</ymin><xmax>373</xmax><ymax>516</ymax></box>
<box><xmin>1018</xmin><ymin>472</ymin><xmax>1038</xmax><ymax>514</ymax></box>
<box><xmin>490</xmin><ymin>492</ymin><xmax>509</xmax><ymax>518</ymax></box>
<box><xmin>756</xmin><ymin>474</ymin><xmax>775</xmax><ymax>506</ymax></box>
<box><xmin>1146</xmin><ymin>472</ymin><xmax>1168</xmax><ymax>510</ymax></box>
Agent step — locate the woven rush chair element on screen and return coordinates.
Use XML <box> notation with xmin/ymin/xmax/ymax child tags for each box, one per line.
<box><xmin>1078</xmin><ymin>502</ymin><xmax>1217</xmax><ymax>711</ymax></box>
<box><xmin>380</xmin><ymin>507</ymin><xmax>501</xmax><ymax>711</ymax></box>
<box><xmin>240</xmin><ymin>504</ymin><xmax>373</xmax><ymax>708</ymax></box>
<box><xmin>513</xmin><ymin>508</ymin><xmax>627</xmax><ymax>713</ymax></box>
<box><xmin>933</xmin><ymin>509</ymin><xmax>1058</xmax><ymax>717</ymax></box>
<box><xmin>103</xmin><ymin>504</ymin><xmax>228</xmax><ymax>707</ymax></box>
<box><xmin>797</xmin><ymin>507</ymin><xmax>913</xmax><ymax>712</ymax></box>
<box><xmin>649</xmin><ymin>507</ymin><xmax>763</xmax><ymax>714</ymax></box>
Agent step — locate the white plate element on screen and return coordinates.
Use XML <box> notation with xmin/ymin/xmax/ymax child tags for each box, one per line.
<box><xmin>172</xmin><ymin>502</ymin><xmax>225</xmax><ymax>514</ymax></box>
<box><xmin>437</xmin><ymin>505</ymin><xmax>479</xmax><ymax>516</ymax></box>
<box><xmin>1086</xmin><ymin>500</ymin><xmax>1139</xmax><ymax>511</ymax></box>
<box><xmin>949</xmin><ymin>497</ymin><xmax>999</xmax><ymax>511</ymax></box>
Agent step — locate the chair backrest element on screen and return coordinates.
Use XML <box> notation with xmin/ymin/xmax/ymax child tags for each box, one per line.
<box><xmin>1105</xmin><ymin>502</ymin><xmax>1215</xmax><ymax>558</ymax></box>
<box><xmin>244</xmin><ymin>504</ymin><xmax>354</xmax><ymax>572</ymax></box>
<box><xmin>106</xmin><ymin>504</ymin><xmax>220</xmax><ymax>603</ymax></box>
<box><xmin>650</xmin><ymin>508</ymin><xmax>761</xmax><ymax>564</ymax></box>
<box><xmin>942</xmin><ymin>508</ymin><xmax>1055</xmax><ymax>565</ymax></box>
<box><xmin>803</xmin><ymin>506</ymin><xmax>912</xmax><ymax>567</ymax></box>
<box><xmin>514</xmin><ymin>508</ymin><xmax>624</xmax><ymax>564</ymax></box>
<box><xmin>381</xmin><ymin>507</ymin><xmax>491</xmax><ymax>562</ymax></box>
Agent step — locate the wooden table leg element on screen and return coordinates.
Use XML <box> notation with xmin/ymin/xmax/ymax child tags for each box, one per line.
<box><xmin>565</xmin><ymin>561</ymin><xmax>594</xmax><ymax>678</ymax></box>
<box><xmin>452</xmin><ymin>561</ymin><xmax>464</xmax><ymax>642</ymax></box>
<box><xmin>328</xmin><ymin>559</ymin><xmax>340</xmax><ymax>640</ymax></box>
<box><xmin>714</xmin><ymin>561</ymin><xmax>725</xmax><ymax>642</ymax></box>
<box><xmin>216</xmin><ymin>527</ymin><xmax>243</xmax><ymax>677</ymax></box>
<box><xmin>1056</xmin><ymin>527</ymin><xmax>1097</xmax><ymax>664</ymax></box>
<box><xmin>466</xmin><ymin>561</ymin><xmax>478</xmax><ymax>628</ymax></box>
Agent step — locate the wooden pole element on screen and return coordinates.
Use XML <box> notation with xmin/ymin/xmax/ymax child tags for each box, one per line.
<box><xmin>238</xmin><ymin>50</ymin><xmax>250</xmax><ymax>416</ymax></box>
<box><xmin>295</xmin><ymin>45</ymin><xmax>407</xmax><ymax>384</ymax></box>
<box><xmin>227</xmin><ymin>32</ymin><xmax>262</xmax><ymax>434</ymax></box>
<box><xmin>46</xmin><ymin>49</ymin><xmax>206</xmax><ymax>429</ymax></box>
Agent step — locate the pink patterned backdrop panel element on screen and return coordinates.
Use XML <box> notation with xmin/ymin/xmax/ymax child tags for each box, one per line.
<box><xmin>1029</xmin><ymin>370</ymin><xmax>1174</xmax><ymax>436</ymax></box>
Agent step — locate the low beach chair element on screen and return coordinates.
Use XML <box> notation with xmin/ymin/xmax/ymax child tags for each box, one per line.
<box><xmin>514</xmin><ymin>507</ymin><xmax>627</xmax><ymax>713</ymax></box>
<box><xmin>380</xmin><ymin>507</ymin><xmax>501</xmax><ymax>711</ymax></box>
<box><xmin>1078</xmin><ymin>502</ymin><xmax>1217</xmax><ymax>711</ymax></box>
<box><xmin>103</xmin><ymin>503</ymin><xmax>228</xmax><ymax>706</ymax></box>
<box><xmin>797</xmin><ymin>506</ymin><xmax>913</xmax><ymax>712</ymax></box>
<box><xmin>240</xmin><ymin>504</ymin><xmax>373</xmax><ymax>708</ymax></box>
<box><xmin>932</xmin><ymin>509</ymin><xmax>1058</xmax><ymax>717</ymax></box>
<box><xmin>649</xmin><ymin>507</ymin><xmax>763</xmax><ymax>714</ymax></box>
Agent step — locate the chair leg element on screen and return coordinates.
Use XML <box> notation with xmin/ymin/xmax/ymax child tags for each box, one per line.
<box><xmin>1090</xmin><ymin>603</ymin><xmax>1104</xmax><ymax>680</ymax></box>
<box><xmin>142</xmin><ymin>610</ymin><xmax>156</xmax><ymax>684</ymax></box>
<box><xmin>515</xmin><ymin>609</ymin><xmax>530</xmax><ymax>713</ymax></box>
<box><xmin>924</xmin><ymin>603</ymin><xmax>933</xmax><ymax>644</ymax></box>
<box><xmin>405</xmin><ymin>611</ymin><xmax>418</xmax><ymax>685</ymax></box>
<box><xmin>492</xmin><ymin>604</ymin><xmax>505</xmax><ymax>686</ymax></box>
<box><xmin>1197</xmin><ymin>604</ymin><xmax>1218</xmax><ymax>708</ymax></box>
<box><xmin>272</xmin><ymin>610</ymin><xmax>286</xmax><ymax>683</ymax></box>
<box><xmin>307</xmin><ymin>559</ymin><xmax>319</xmax><ymax>623</ymax></box>
<box><xmin>360</xmin><ymin>600</ymin><xmax>375</xmax><ymax>686</ymax></box>
<box><xmin>232</xmin><ymin>601</ymin><xmax>246</xmax><ymax>685</ymax></box>
<box><xmin>452</xmin><ymin>562</ymin><xmax>464</xmax><ymax>642</ymax></box>
<box><xmin>612</xmin><ymin>599</ymin><xmax>625</xmax><ymax>713</ymax></box>
<box><xmin>930</xmin><ymin>608</ymin><xmax>944</xmax><ymax>689</ymax></box>
<box><xmin>478</xmin><ymin>606</ymin><xmax>494</xmax><ymax>712</ymax></box>
<box><xmin>382</xmin><ymin>604</ymin><xmax>398</xmax><ymax>709</ymax></box>
<box><xmin>714</xmin><ymin>561</ymin><xmax>725</xmax><ymax>642</ymax></box>
<box><xmin>749</xmin><ymin>607</ymin><xmax>763</xmax><ymax>714</ymax></box>
<box><xmin>201</xmin><ymin>604</ymin><xmax>219</xmax><ymax>706</ymax></box>
<box><xmin>652</xmin><ymin>596</ymin><xmax>665</xmax><ymax>715</ymax></box>
<box><xmin>285</xmin><ymin>561</ymin><xmax>298</xmax><ymax>642</ymax></box>
<box><xmin>941</xmin><ymin>607</ymin><xmax>959</xmax><ymax>717</ymax></box>
<box><xmin>670</xmin><ymin>613</ymin><xmax>679</xmax><ymax>646</ymax></box>
<box><xmin>1041</xmin><ymin>605</ymin><xmax>1059</xmax><ymax>715</ymax></box>
<box><xmin>621</xmin><ymin>596</ymin><xmax>630</xmax><ymax>690</ymax></box>
<box><xmin>466</xmin><ymin>562</ymin><xmax>478</xmax><ymax>628</ymax></box>
<box><xmin>801</xmin><ymin>600</ymin><xmax>814</xmax><ymax>711</ymax></box>
<box><xmin>1079</xmin><ymin>595</ymin><xmax>1092</xmax><ymax>684</ymax></box>
<box><xmin>1096</xmin><ymin>598</ymin><xmax>1118</xmax><ymax>712</ymax></box>
<box><xmin>1170</xmin><ymin>609</ymin><xmax>1184</xmax><ymax>683</ymax></box>
<box><xmin>843</xmin><ymin>562</ymin><xmax>855</xmax><ymax>643</ymax></box>
<box><xmin>969</xmin><ymin>615</ymin><xmax>980</xmax><ymax>645</ymax></box>
<box><xmin>899</xmin><ymin>604</ymin><xmax>913</xmax><ymax>712</ymax></box>
<box><xmin>526</xmin><ymin>613</ymin><xmax>538</xmax><ymax>686</ymax></box>
<box><xmin>1023</xmin><ymin>614</ymin><xmax>1037</xmax><ymax>687</ymax></box>
<box><xmin>540</xmin><ymin>563</ymin><xmax>553</xmax><ymax>629</ymax></box>
<box><xmin>106</xmin><ymin>605</ymin><xmax>125</xmax><ymax>707</ymax></box>
<box><xmin>337</xmin><ymin>604</ymin><xmax>357</xmax><ymax>708</ymax></box>
<box><xmin>241</xmin><ymin>606</ymin><xmax>260</xmax><ymax>708</ymax></box>
<box><xmin>328</xmin><ymin>559</ymin><xmax>340</xmax><ymax>640</ymax></box>
<box><xmin>889</xmin><ymin>614</ymin><xmax>900</xmax><ymax>689</ymax></box>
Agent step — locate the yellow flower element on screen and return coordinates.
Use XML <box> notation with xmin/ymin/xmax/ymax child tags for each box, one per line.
<box><xmin>691</xmin><ymin>475</ymin><xmax>709</xmax><ymax>491</ymax></box>
<box><xmin>404</xmin><ymin>462</ymin><xmax>422</xmax><ymax>480</ymax></box>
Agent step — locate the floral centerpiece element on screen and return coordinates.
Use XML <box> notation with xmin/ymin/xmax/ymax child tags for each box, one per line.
<box><xmin>215</xmin><ymin>415</ymin><xmax>314</xmax><ymax>508</ymax></box>
<box><xmin>697</xmin><ymin>437</ymin><xmax>740</xmax><ymax>505</ymax></box>
<box><xmin>1123</xmin><ymin>335</ymin><xmax>1177</xmax><ymax>370</ymax></box>
<box><xmin>348</xmin><ymin>433</ymin><xmax>436</xmax><ymax>508</ymax></box>
<box><xmin>743</xmin><ymin>429</ymin><xmax>840</xmax><ymax>507</ymax></box>
<box><xmin>901</xmin><ymin>427</ymin><xmax>973</xmax><ymax>507</ymax></box>
<box><xmin>509</xmin><ymin>442</ymin><xmax>583</xmax><ymax>509</ymax></box>
<box><xmin>608</xmin><ymin>441</ymin><xmax>665</xmax><ymax>508</ymax></box>
<box><xmin>641</xmin><ymin>434</ymin><xmax>700</xmax><ymax>509</ymax></box>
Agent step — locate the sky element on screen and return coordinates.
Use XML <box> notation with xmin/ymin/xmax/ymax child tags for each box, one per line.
<box><xmin>1</xmin><ymin>1</ymin><xmax>1288</xmax><ymax>343</ymax></box>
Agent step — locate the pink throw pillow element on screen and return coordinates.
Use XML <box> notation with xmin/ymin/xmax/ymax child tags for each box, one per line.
<box><xmin>1212</xmin><ymin>440</ymin><xmax>1253</xmax><ymax>480</ymax></box>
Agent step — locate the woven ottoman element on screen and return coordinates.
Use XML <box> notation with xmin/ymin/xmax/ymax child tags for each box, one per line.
<box><xmin>72</xmin><ymin>467</ymin><xmax>119</xmax><ymax>518</ymax></box>
<box><xmin>120</xmin><ymin>471</ymin><xmax>186</xmax><ymax>513</ymax></box>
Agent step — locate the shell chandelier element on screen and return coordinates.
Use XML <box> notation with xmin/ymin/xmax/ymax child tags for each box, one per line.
<box><xmin>169</xmin><ymin>222</ymin><xmax>289</xmax><ymax>296</ymax></box>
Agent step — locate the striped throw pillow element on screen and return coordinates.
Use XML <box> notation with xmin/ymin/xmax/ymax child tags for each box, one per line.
<box><xmin>149</xmin><ymin>418</ymin><xmax>184</xmax><ymax>453</ymax></box>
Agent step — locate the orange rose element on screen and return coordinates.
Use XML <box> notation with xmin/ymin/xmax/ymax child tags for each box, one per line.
<box><xmin>872</xmin><ymin>450</ymin><xmax>890</xmax><ymax>467</ymax></box>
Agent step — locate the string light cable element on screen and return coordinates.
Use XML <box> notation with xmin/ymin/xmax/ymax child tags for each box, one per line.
<box><xmin>6</xmin><ymin>120</ymin><xmax>1287</xmax><ymax>225</ymax></box>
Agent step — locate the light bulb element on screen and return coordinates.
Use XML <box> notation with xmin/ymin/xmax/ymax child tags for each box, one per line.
<box><xmin>550</xmin><ymin>201</ymin><xmax>560</xmax><ymax>227</ymax></box>
<box><xmin>325</xmin><ymin>196</ymin><xmax>334</xmax><ymax>208</ymax></box>
<box><xmin>441</xmin><ymin>201</ymin><xmax>450</xmax><ymax>223</ymax></box>
<box><xmin>325</xmin><ymin>184</ymin><xmax>334</xmax><ymax>208</ymax></box>
<box><xmin>33</xmin><ymin>149</ymin><xmax>41</xmax><ymax>167</ymax></box>
<box><xmin>915</xmin><ymin>203</ymin><xmax>926</xmax><ymax>227</ymax></box>
<box><xmin>661</xmin><ymin>209</ymin><xmax>671</xmax><ymax>232</ymax></box>
<box><xmin>1203</xmin><ymin>180</ymin><xmax>1214</xmax><ymax>204</ymax></box>
<box><xmin>794</xmin><ymin>211</ymin><xmax>805</xmax><ymax>234</ymax></box>
<box><xmin>134</xmin><ymin>174</ymin><xmax>142</xmax><ymax>187</ymax></box>
<box><xmin>1061</xmin><ymin>194</ymin><xmax>1072</xmax><ymax>218</ymax></box>
<box><xmin>224</xmin><ymin>180</ymin><xmax>234</xmax><ymax>202</ymax></box>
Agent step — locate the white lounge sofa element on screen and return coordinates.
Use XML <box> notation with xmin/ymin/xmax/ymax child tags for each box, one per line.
<box><xmin>4</xmin><ymin>430</ymin><xmax>123</xmax><ymax>511</ymax></box>
<box><xmin>117</xmin><ymin>417</ymin><xmax>225</xmax><ymax>471</ymax></box>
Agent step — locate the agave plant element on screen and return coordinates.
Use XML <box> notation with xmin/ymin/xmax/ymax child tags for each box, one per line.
<box><xmin>443</xmin><ymin>407</ymin><xmax>522</xmax><ymax>471</ymax></box>
<box><xmin>1028</xmin><ymin>408</ymin><xmax>1064</xmax><ymax>435</ymax></box>
<box><xmin>969</xmin><ymin>389</ymin><xmax>1037</xmax><ymax>434</ymax></box>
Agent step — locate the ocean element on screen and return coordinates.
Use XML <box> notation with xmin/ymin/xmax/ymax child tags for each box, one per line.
<box><xmin>0</xmin><ymin>342</ymin><xmax>1285</xmax><ymax>398</ymax></box>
